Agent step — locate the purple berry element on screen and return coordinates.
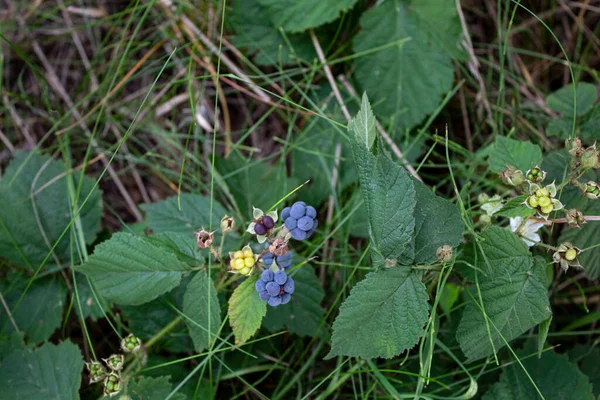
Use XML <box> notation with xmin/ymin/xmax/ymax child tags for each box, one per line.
<box><xmin>291</xmin><ymin>228</ymin><xmax>307</xmax><ymax>241</ymax></box>
<box><xmin>297</xmin><ymin>216</ymin><xmax>314</xmax><ymax>231</ymax></box>
<box><xmin>268</xmin><ymin>296</ymin><xmax>282</xmax><ymax>307</ymax></box>
<box><xmin>261</xmin><ymin>270</ymin><xmax>273</xmax><ymax>282</ymax></box>
<box><xmin>255</xmin><ymin>280</ymin><xmax>266</xmax><ymax>292</ymax></box>
<box><xmin>262</xmin><ymin>216</ymin><xmax>275</xmax><ymax>229</ymax></box>
<box><xmin>281</xmin><ymin>207</ymin><xmax>291</xmax><ymax>220</ymax></box>
<box><xmin>280</xmin><ymin>293</ymin><xmax>291</xmax><ymax>304</ymax></box>
<box><xmin>285</xmin><ymin>217</ymin><xmax>297</xmax><ymax>230</ymax></box>
<box><xmin>259</xmin><ymin>291</ymin><xmax>270</xmax><ymax>301</ymax></box>
<box><xmin>305</xmin><ymin>206</ymin><xmax>317</xmax><ymax>219</ymax></box>
<box><xmin>266</xmin><ymin>282</ymin><xmax>280</xmax><ymax>296</ymax></box>
<box><xmin>254</xmin><ymin>223</ymin><xmax>267</xmax><ymax>235</ymax></box>
<box><xmin>283</xmin><ymin>278</ymin><xmax>295</xmax><ymax>294</ymax></box>
<box><xmin>274</xmin><ymin>270</ymin><xmax>287</xmax><ymax>285</ymax></box>
<box><xmin>290</xmin><ymin>203</ymin><xmax>306</xmax><ymax>219</ymax></box>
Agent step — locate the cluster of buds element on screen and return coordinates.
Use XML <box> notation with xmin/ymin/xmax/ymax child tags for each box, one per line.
<box><xmin>552</xmin><ymin>243</ymin><xmax>582</xmax><ymax>272</ymax></box>
<box><xmin>85</xmin><ymin>337</ymin><xmax>138</xmax><ymax>398</ymax></box>
<box><xmin>228</xmin><ymin>245</ymin><xmax>256</xmax><ymax>276</ymax></box>
<box><xmin>525</xmin><ymin>166</ymin><xmax>546</xmax><ymax>184</ymax></box>
<box><xmin>584</xmin><ymin>181</ymin><xmax>599</xmax><ymax>200</ymax></box>
<box><xmin>524</xmin><ymin>182</ymin><xmax>563</xmax><ymax>218</ymax></box>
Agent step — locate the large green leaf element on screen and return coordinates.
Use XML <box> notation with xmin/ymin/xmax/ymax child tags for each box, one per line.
<box><xmin>348</xmin><ymin>97</ymin><xmax>416</xmax><ymax>266</ymax></box>
<box><xmin>327</xmin><ymin>267</ymin><xmax>429</xmax><ymax>359</ymax></box>
<box><xmin>228</xmin><ymin>275</ymin><xmax>267</xmax><ymax>345</ymax></box>
<box><xmin>0</xmin><ymin>340</ymin><xmax>83</xmax><ymax>400</ymax></box>
<box><xmin>546</xmin><ymin>82</ymin><xmax>597</xmax><ymax>117</ymax></box>
<box><xmin>458</xmin><ymin>226</ymin><xmax>532</xmax><ymax>282</ymax></box>
<box><xmin>263</xmin><ymin>266</ymin><xmax>326</xmax><ymax>337</ymax></box>
<box><xmin>258</xmin><ymin>0</ymin><xmax>358</xmax><ymax>33</ymax></box>
<box><xmin>127</xmin><ymin>376</ymin><xmax>186</xmax><ymax>400</ymax></box>
<box><xmin>183</xmin><ymin>271</ymin><xmax>221</xmax><ymax>352</ymax></box>
<box><xmin>488</xmin><ymin>136</ymin><xmax>543</xmax><ymax>173</ymax></box>
<box><xmin>0</xmin><ymin>151</ymin><xmax>102</xmax><ymax>268</ymax></box>
<box><xmin>457</xmin><ymin>257</ymin><xmax>551</xmax><ymax>363</ymax></box>
<box><xmin>0</xmin><ymin>275</ymin><xmax>66</xmax><ymax>344</ymax></box>
<box><xmin>140</xmin><ymin>193</ymin><xmax>228</xmax><ymax>233</ymax></box>
<box><xmin>412</xmin><ymin>182</ymin><xmax>463</xmax><ymax>264</ymax></box>
<box><xmin>483</xmin><ymin>342</ymin><xmax>594</xmax><ymax>400</ymax></box>
<box><xmin>559</xmin><ymin>201</ymin><xmax>600</xmax><ymax>279</ymax></box>
<box><xmin>76</xmin><ymin>232</ymin><xmax>189</xmax><ymax>305</ymax></box>
<box><xmin>353</xmin><ymin>0</ymin><xmax>462</xmax><ymax>130</ymax></box>
<box><xmin>230</xmin><ymin>0</ymin><xmax>315</xmax><ymax>65</ymax></box>
<box><xmin>569</xmin><ymin>345</ymin><xmax>600</xmax><ymax>397</ymax></box>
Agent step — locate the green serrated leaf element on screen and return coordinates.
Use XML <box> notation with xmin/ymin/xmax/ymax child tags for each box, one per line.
<box><xmin>412</xmin><ymin>182</ymin><xmax>463</xmax><ymax>264</ymax></box>
<box><xmin>458</xmin><ymin>226</ymin><xmax>532</xmax><ymax>282</ymax></box>
<box><xmin>263</xmin><ymin>266</ymin><xmax>326</xmax><ymax>337</ymax></box>
<box><xmin>127</xmin><ymin>375</ymin><xmax>186</xmax><ymax>400</ymax></box>
<box><xmin>229</xmin><ymin>0</ymin><xmax>316</xmax><ymax>65</ymax></box>
<box><xmin>349</xmin><ymin>93</ymin><xmax>376</xmax><ymax>151</ymax></box>
<box><xmin>353</xmin><ymin>0</ymin><xmax>463</xmax><ymax>130</ymax></box>
<box><xmin>537</xmin><ymin>315</ymin><xmax>552</xmax><ymax>358</ymax></box>
<box><xmin>228</xmin><ymin>275</ymin><xmax>267</xmax><ymax>345</ymax></box>
<box><xmin>0</xmin><ymin>340</ymin><xmax>83</xmax><ymax>400</ymax></box>
<box><xmin>483</xmin><ymin>341</ymin><xmax>594</xmax><ymax>400</ymax></box>
<box><xmin>258</xmin><ymin>0</ymin><xmax>359</xmax><ymax>33</ymax></box>
<box><xmin>496</xmin><ymin>195</ymin><xmax>535</xmax><ymax>218</ymax></box>
<box><xmin>546</xmin><ymin>82</ymin><xmax>597</xmax><ymax>117</ymax></box>
<box><xmin>183</xmin><ymin>271</ymin><xmax>221</xmax><ymax>352</ymax></box>
<box><xmin>488</xmin><ymin>136</ymin><xmax>543</xmax><ymax>173</ymax></box>
<box><xmin>0</xmin><ymin>332</ymin><xmax>25</xmax><ymax>361</ymax></box>
<box><xmin>546</xmin><ymin>118</ymin><xmax>574</xmax><ymax>138</ymax></box>
<box><xmin>140</xmin><ymin>193</ymin><xmax>228</xmax><ymax>233</ymax></box>
<box><xmin>0</xmin><ymin>151</ymin><xmax>102</xmax><ymax>268</ymax></box>
<box><xmin>0</xmin><ymin>275</ymin><xmax>66</xmax><ymax>344</ymax></box>
<box><xmin>457</xmin><ymin>257</ymin><xmax>551</xmax><ymax>363</ymax></box>
<box><xmin>559</xmin><ymin>201</ymin><xmax>600</xmax><ymax>279</ymax></box>
<box><xmin>76</xmin><ymin>232</ymin><xmax>189</xmax><ymax>306</ymax></box>
<box><xmin>327</xmin><ymin>267</ymin><xmax>429</xmax><ymax>359</ymax></box>
<box><xmin>569</xmin><ymin>345</ymin><xmax>600</xmax><ymax>397</ymax></box>
<box><xmin>147</xmin><ymin>232</ymin><xmax>203</xmax><ymax>266</ymax></box>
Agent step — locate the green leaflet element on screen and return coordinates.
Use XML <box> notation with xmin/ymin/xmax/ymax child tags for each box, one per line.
<box><xmin>258</xmin><ymin>0</ymin><xmax>359</xmax><ymax>33</ymax></box>
<box><xmin>0</xmin><ymin>275</ymin><xmax>66</xmax><ymax>345</ymax></box>
<box><xmin>457</xmin><ymin>257</ymin><xmax>552</xmax><ymax>363</ymax></box>
<box><xmin>483</xmin><ymin>342</ymin><xmax>594</xmax><ymax>400</ymax></box>
<box><xmin>183</xmin><ymin>271</ymin><xmax>221</xmax><ymax>352</ymax></box>
<box><xmin>0</xmin><ymin>151</ymin><xmax>102</xmax><ymax>268</ymax></box>
<box><xmin>76</xmin><ymin>232</ymin><xmax>189</xmax><ymax>306</ymax></box>
<box><xmin>353</xmin><ymin>0</ymin><xmax>463</xmax><ymax>131</ymax></box>
<box><xmin>496</xmin><ymin>195</ymin><xmax>535</xmax><ymax>218</ymax></box>
<box><xmin>349</xmin><ymin>93</ymin><xmax>377</xmax><ymax>151</ymax></box>
<box><xmin>127</xmin><ymin>376</ymin><xmax>186</xmax><ymax>400</ymax></box>
<box><xmin>488</xmin><ymin>136</ymin><xmax>543</xmax><ymax>173</ymax></box>
<box><xmin>263</xmin><ymin>266</ymin><xmax>326</xmax><ymax>337</ymax></box>
<box><xmin>0</xmin><ymin>340</ymin><xmax>83</xmax><ymax>400</ymax></box>
<box><xmin>559</xmin><ymin>201</ymin><xmax>600</xmax><ymax>279</ymax></box>
<box><xmin>327</xmin><ymin>267</ymin><xmax>429</xmax><ymax>359</ymax></box>
<box><xmin>228</xmin><ymin>275</ymin><xmax>267</xmax><ymax>345</ymax></box>
<box><xmin>546</xmin><ymin>82</ymin><xmax>597</xmax><ymax>117</ymax></box>
<box><xmin>140</xmin><ymin>193</ymin><xmax>228</xmax><ymax>233</ymax></box>
<box><xmin>569</xmin><ymin>345</ymin><xmax>600</xmax><ymax>397</ymax></box>
<box><xmin>412</xmin><ymin>182</ymin><xmax>463</xmax><ymax>264</ymax></box>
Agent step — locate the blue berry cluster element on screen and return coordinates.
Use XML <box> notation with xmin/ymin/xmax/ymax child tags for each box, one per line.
<box><xmin>255</xmin><ymin>270</ymin><xmax>295</xmax><ymax>307</ymax></box>
<box><xmin>282</xmin><ymin>201</ymin><xmax>318</xmax><ymax>241</ymax></box>
<box><xmin>262</xmin><ymin>243</ymin><xmax>293</xmax><ymax>270</ymax></box>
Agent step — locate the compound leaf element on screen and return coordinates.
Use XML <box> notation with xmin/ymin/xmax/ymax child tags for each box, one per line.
<box><xmin>183</xmin><ymin>271</ymin><xmax>221</xmax><ymax>352</ymax></box>
<box><xmin>327</xmin><ymin>267</ymin><xmax>429</xmax><ymax>359</ymax></box>
<box><xmin>228</xmin><ymin>275</ymin><xmax>267</xmax><ymax>345</ymax></box>
<box><xmin>76</xmin><ymin>232</ymin><xmax>189</xmax><ymax>306</ymax></box>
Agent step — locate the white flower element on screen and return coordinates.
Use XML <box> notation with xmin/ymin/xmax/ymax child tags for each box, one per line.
<box><xmin>481</xmin><ymin>194</ymin><xmax>504</xmax><ymax>216</ymax></box>
<box><xmin>510</xmin><ymin>217</ymin><xmax>544</xmax><ymax>247</ymax></box>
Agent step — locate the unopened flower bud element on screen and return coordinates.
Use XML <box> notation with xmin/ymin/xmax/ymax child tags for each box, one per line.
<box><xmin>525</xmin><ymin>167</ymin><xmax>546</xmax><ymax>183</ymax></box>
<box><xmin>581</xmin><ymin>145</ymin><xmax>600</xmax><ymax>169</ymax></box>
<box><xmin>584</xmin><ymin>181</ymin><xmax>600</xmax><ymax>200</ymax></box>
<box><xmin>85</xmin><ymin>360</ymin><xmax>107</xmax><ymax>384</ymax></box>
<box><xmin>436</xmin><ymin>245</ymin><xmax>454</xmax><ymax>263</ymax></box>
<box><xmin>480</xmin><ymin>214</ymin><xmax>491</xmax><ymax>225</ymax></box>
<box><xmin>103</xmin><ymin>373</ymin><xmax>122</xmax><ymax>398</ymax></box>
<box><xmin>499</xmin><ymin>167</ymin><xmax>524</xmax><ymax>186</ymax></box>
<box><xmin>121</xmin><ymin>333</ymin><xmax>142</xmax><ymax>353</ymax></box>
<box><xmin>552</xmin><ymin>243</ymin><xmax>582</xmax><ymax>272</ymax></box>
<box><xmin>566</xmin><ymin>137</ymin><xmax>584</xmax><ymax>158</ymax></box>
<box><xmin>103</xmin><ymin>354</ymin><xmax>124</xmax><ymax>371</ymax></box>
<box><xmin>477</xmin><ymin>193</ymin><xmax>490</xmax><ymax>204</ymax></box>
<box><xmin>565</xmin><ymin>209</ymin><xmax>585</xmax><ymax>227</ymax></box>
<box><xmin>220</xmin><ymin>215</ymin><xmax>236</xmax><ymax>233</ymax></box>
<box><xmin>195</xmin><ymin>228</ymin><xmax>214</xmax><ymax>249</ymax></box>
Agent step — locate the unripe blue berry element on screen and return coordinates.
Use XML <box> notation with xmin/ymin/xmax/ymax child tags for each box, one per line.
<box><xmin>274</xmin><ymin>270</ymin><xmax>287</xmax><ymax>285</ymax></box>
<box><xmin>291</xmin><ymin>228</ymin><xmax>307</xmax><ymax>241</ymax></box>
<box><xmin>297</xmin><ymin>216</ymin><xmax>314</xmax><ymax>231</ymax></box>
<box><xmin>261</xmin><ymin>270</ymin><xmax>274</xmax><ymax>282</ymax></box>
<box><xmin>290</xmin><ymin>202</ymin><xmax>306</xmax><ymax>219</ymax></box>
<box><xmin>285</xmin><ymin>217</ymin><xmax>297</xmax><ymax>230</ymax></box>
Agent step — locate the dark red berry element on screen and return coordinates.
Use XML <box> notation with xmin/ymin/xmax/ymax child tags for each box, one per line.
<box><xmin>254</xmin><ymin>223</ymin><xmax>267</xmax><ymax>235</ymax></box>
<box><xmin>262</xmin><ymin>216</ymin><xmax>275</xmax><ymax>229</ymax></box>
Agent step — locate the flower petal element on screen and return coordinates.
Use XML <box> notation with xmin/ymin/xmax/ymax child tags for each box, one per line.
<box><xmin>253</xmin><ymin>206</ymin><xmax>264</xmax><ymax>219</ymax></box>
<box><xmin>246</xmin><ymin>222</ymin><xmax>256</xmax><ymax>234</ymax></box>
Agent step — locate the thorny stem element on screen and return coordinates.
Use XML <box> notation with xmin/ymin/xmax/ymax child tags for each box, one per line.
<box><xmin>531</xmin><ymin>215</ymin><xmax>600</xmax><ymax>225</ymax></box>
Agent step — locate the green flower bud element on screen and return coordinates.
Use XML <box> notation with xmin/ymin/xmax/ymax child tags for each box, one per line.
<box><xmin>552</xmin><ymin>243</ymin><xmax>582</xmax><ymax>272</ymax></box>
<box><xmin>85</xmin><ymin>360</ymin><xmax>107</xmax><ymax>384</ymax></box>
<box><xmin>121</xmin><ymin>333</ymin><xmax>142</xmax><ymax>353</ymax></box>
<box><xmin>499</xmin><ymin>167</ymin><xmax>524</xmax><ymax>186</ymax></box>
<box><xmin>525</xmin><ymin>167</ymin><xmax>546</xmax><ymax>183</ymax></box>
<box><xmin>103</xmin><ymin>354</ymin><xmax>125</xmax><ymax>371</ymax></box>
<box><xmin>565</xmin><ymin>209</ymin><xmax>585</xmax><ymax>228</ymax></box>
<box><xmin>220</xmin><ymin>215</ymin><xmax>236</xmax><ymax>233</ymax></box>
<box><xmin>103</xmin><ymin>373</ymin><xmax>122</xmax><ymax>398</ymax></box>
<box><xmin>584</xmin><ymin>181</ymin><xmax>599</xmax><ymax>200</ymax></box>
<box><xmin>436</xmin><ymin>245</ymin><xmax>454</xmax><ymax>263</ymax></box>
<box><xmin>581</xmin><ymin>146</ymin><xmax>600</xmax><ymax>169</ymax></box>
